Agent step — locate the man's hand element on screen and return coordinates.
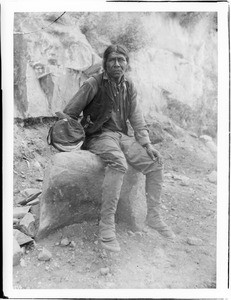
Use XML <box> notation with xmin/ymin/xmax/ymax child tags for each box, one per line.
<box><xmin>144</xmin><ymin>143</ymin><xmax>163</xmax><ymax>165</ymax></box>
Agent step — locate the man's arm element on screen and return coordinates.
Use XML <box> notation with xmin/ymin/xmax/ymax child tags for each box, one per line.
<box><xmin>128</xmin><ymin>82</ymin><xmax>163</xmax><ymax>164</ymax></box>
<box><xmin>63</xmin><ymin>77</ymin><xmax>98</xmax><ymax>119</ymax></box>
<box><xmin>128</xmin><ymin>82</ymin><xmax>151</xmax><ymax>146</ymax></box>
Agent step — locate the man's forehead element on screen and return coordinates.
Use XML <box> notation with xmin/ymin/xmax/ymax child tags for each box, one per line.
<box><xmin>107</xmin><ymin>52</ymin><xmax>126</xmax><ymax>59</ymax></box>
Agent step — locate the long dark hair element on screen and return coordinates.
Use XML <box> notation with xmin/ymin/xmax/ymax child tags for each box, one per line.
<box><xmin>103</xmin><ymin>44</ymin><xmax>129</xmax><ymax>70</ymax></box>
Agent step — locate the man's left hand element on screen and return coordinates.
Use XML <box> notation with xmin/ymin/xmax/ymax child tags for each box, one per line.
<box><xmin>144</xmin><ymin>144</ymin><xmax>163</xmax><ymax>165</ymax></box>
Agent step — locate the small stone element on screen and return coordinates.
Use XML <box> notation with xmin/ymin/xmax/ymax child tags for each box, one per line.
<box><xmin>187</xmin><ymin>237</ymin><xmax>203</xmax><ymax>246</ymax></box>
<box><xmin>99</xmin><ymin>249</ymin><xmax>108</xmax><ymax>258</ymax></box>
<box><xmin>54</xmin><ymin>242</ymin><xmax>60</xmax><ymax>246</ymax></box>
<box><xmin>13</xmin><ymin>229</ymin><xmax>33</xmax><ymax>246</ymax></box>
<box><xmin>20</xmin><ymin>258</ymin><xmax>26</xmax><ymax>267</ymax></box>
<box><xmin>180</xmin><ymin>178</ymin><xmax>190</xmax><ymax>186</ymax></box>
<box><xmin>29</xmin><ymin>203</ymin><xmax>40</xmax><ymax>219</ymax></box>
<box><xmin>13</xmin><ymin>206</ymin><xmax>31</xmax><ymax>219</ymax></box>
<box><xmin>135</xmin><ymin>231</ymin><xmax>143</xmax><ymax>237</ymax></box>
<box><xmin>94</xmin><ymin>240</ymin><xmax>98</xmax><ymax>245</ymax></box>
<box><xmin>189</xmin><ymin>131</ymin><xmax>198</xmax><ymax>138</ymax></box>
<box><xmin>105</xmin><ymin>281</ymin><xmax>116</xmax><ymax>288</ymax></box>
<box><xmin>60</xmin><ymin>238</ymin><xmax>70</xmax><ymax>246</ymax></box>
<box><xmin>38</xmin><ymin>248</ymin><xmax>52</xmax><ymax>261</ymax></box>
<box><xmin>185</xmin><ymin>248</ymin><xmax>192</xmax><ymax>254</ymax></box>
<box><xmin>45</xmin><ymin>266</ymin><xmax>50</xmax><ymax>271</ymax></box>
<box><xmin>100</xmin><ymin>267</ymin><xmax>110</xmax><ymax>276</ymax></box>
<box><xmin>199</xmin><ymin>135</ymin><xmax>212</xmax><ymax>143</ymax></box>
<box><xmin>164</xmin><ymin>173</ymin><xmax>172</xmax><ymax>178</ymax></box>
<box><xmin>13</xmin><ymin>218</ymin><xmax>19</xmax><ymax>225</ymax></box>
<box><xmin>19</xmin><ymin>212</ymin><xmax>36</xmax><ymax>237</ymax></box>
<box><xmin>27</xmin><ymin>199</ymin><xmax>40</xmax><ymax>206</ymax></box>
<box><xmin>207</xmin><ymin>171</ymin><xmax>217</xmax><ymax>184</ymax></box>
<box><xmin>69</xmin><ymin>241</ymin><xmax>76</xmax><ymax>248</ymax></box>
<box><xmin>21</xmin><ymin>188</ymin><xmax>41</xmax><ymax>198</ymax></box>
<box><xmin>128</xmin><ymin>230</ymin><xmax>135</xmax><ymax>236</ymax></box>
<box><xmin>13</xmin><ymin>237</ymin><xmax>22</xmax><ymax>266</ymax></box>
<box><xmin>36</xmin><ymin>177</ymin><xmax>43</xmax><ymax>182</ymax></box>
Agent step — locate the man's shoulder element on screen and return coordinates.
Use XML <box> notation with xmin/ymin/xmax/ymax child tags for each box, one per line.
<box><xmin>124</xmin><ymin>75</ymin><xmax>136</xmax><ymax>92</ymax></box>
<box><xmin>86</xmin><ymin>73</ymin><xmax>103</xmax><ymax>85</ymax></box>
<box><xmin>84</xmin><ymin>73</ymin><xmax>103</xmax><ymax>94</ymax></box>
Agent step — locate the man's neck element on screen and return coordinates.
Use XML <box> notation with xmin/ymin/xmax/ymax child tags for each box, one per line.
<box><xmin>106</xmin><ymin>72</ymin><xmax>123</xmax><ymax>85</ymax></box>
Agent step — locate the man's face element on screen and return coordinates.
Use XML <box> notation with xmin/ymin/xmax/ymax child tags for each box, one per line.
<box><xmin>105</xmin><ymin>52</ymin><xmax>128</xmax><ymax>81</ymax></box>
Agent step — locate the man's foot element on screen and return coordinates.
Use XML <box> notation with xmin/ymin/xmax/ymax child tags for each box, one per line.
<box><xmin>100</xmin><ymin>238</ymin><xmax>121</xmax><ymax>252</ymax></box>
<box><xmin>146</xmin><ymin>217</ymin><xmax>175</xmax><ymax>239</ymax></box>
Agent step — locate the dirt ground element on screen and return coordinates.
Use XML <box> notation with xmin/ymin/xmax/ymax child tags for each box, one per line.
<box><xmin>13</xmin><ymin>119</ymin><xmax>217</xmax><ymax>289</ymax></box>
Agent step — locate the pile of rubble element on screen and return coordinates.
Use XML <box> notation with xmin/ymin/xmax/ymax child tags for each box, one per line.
<box><xmin>13</xmin><ymin>188</ymin><xmax>41</xmax><ymax>266</ymax></box>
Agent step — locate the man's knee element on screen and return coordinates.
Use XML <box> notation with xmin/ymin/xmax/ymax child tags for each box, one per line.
<box><xmin>107</xmin><ymin>155</ymin><xmax>128</xmax><ymax>173</ymax></box>
<box><xmin>146</xmin><ymin>168</ymin><xmax>164</xmax><ymax>183</ymax></box>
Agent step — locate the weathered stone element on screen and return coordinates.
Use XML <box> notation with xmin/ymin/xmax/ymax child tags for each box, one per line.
<box><xmin>18</xmin><ymin>191</ymin><xmax>41</xmax><ymax>206</ymax></box>
<box><xmin>37</xmin><ymin>151</ymin><xmax>146</xmax><ymax>239</ymax></box>
<box><xmin>13</xmin><ymin>218</ymin><xmax>19</xmax><ymax>225</ymax></box>
<box><xmin>29</xmin><ymin>203</ymin><xmax>40</xmax><ymax>219</ymax></box>
<box><xmin>207</xmin><ymin>170</ymin><xmax>217</xmax><ymax>184</ymax></box>
<box><xmin>199</xmin><ymin>135</ymin><xmax>213</xmax><ymax>143</ymax></box>
<box><xmin>173</xmin><ymin>174</ymin><xmax>190</xmax><ymax>186</ymax></box>
<box><xmin>70</xmin><ymin>241</ymin><xmax>76</xmax><ymax>248</ymax></box>
<box><xmin>14</xmin><ymin>229</ymin><xmax>33</xmax><ymax>246</ymax></box>
<box><xmin>187</xmin><ymin>237</ymin><xmax>203</xmax><ymax>246</ymax></box>
<box><xmin>27</xmin><ymin>199</ymin><xmax>40</xmax><ymax>206</ymax></box>
<box><xmin>60</xmin><ymin>238</ymin><xmax>70</xmax><ymax>246</ymax></box>
<box><xmin>180</xmin><ymin>177</ymin><xmax>190</xmax><ymax>186</ymax></box>
<box><xmin>188</xmin><ymin>131</ymin><xmax>198</xmax><ymax>138</ymax></box>
<box><xmin>21</xmin><ymin>188</ymin><xmax>42</xmax><ymax>198</ymax></box>
<box><xmin>19</xmin><ymin>212</ymin><xmax>36</xmax><ymax>237</ymax></box>
<box><xmin>13</xmin><ymin>206</ymin><xmax>31</xmax><ymax>219</ymax></box>
<box><xmin>14</xmin><ymin>13</ymin><xmax>102</xmax><ymax>118</ymax></box>
<box><xmin>20</xmin><ymin>258</ymin><xmax>26</xmax><ymax>267</ymax></box>
<box><xmin>13</xmin><ymin>237</ymin><xmax>22</xmax><ymax>266</ymax></box>
<box><xmin>100</xmin><ymin>267</ymin><xmax>110</xmax><ymax>276</ymax></box>
<box><xmin>38</xmin><ymin>247</ymin><xmax>52</xmax><ymax>261</ymax></box>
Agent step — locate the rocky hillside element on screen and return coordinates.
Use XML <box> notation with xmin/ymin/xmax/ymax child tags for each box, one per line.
<box><xmin>14</xmin><ymin>11</ymin><xmax>217</xmax><ymax>137</ymax></box>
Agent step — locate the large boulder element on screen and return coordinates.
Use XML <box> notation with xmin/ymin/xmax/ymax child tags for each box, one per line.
<box><xmin>37</xmin><ymin>151</ymin><xmax>146</xmax><ymax>239</ymax></box>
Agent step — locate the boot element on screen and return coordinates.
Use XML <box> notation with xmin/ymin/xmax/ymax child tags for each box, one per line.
<box><xmin>99</xmin><ymin>167</ymin><xmax>124</xmax><ymax>252</ymax></box>
<box><xmin>146</xmin><ymin>170</ymin><xmax>175</xmax><ymax>239</ymax></box>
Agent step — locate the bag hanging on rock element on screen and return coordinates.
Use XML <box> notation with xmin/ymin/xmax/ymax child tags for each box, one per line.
<box><xmin>47</xmin><ymin>112</ymin><xmax>85</xmax><ymax>152</ymax></box>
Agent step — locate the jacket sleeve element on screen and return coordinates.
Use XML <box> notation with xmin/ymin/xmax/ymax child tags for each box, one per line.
<box><xmin>128</xmin><ymin>82</ymin><xmax>151</xmax><ymax>146</ymax></box>
<box><xmin>63</xmin><ymin>77</ymin><xmax>98</xmax><ymax>119</ymax></box>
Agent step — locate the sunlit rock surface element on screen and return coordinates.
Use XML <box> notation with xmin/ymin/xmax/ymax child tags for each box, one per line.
<box><xmin>14</xmin><ymin>12</ymin><xmax>217</xmax><ymax>122</ymax></box>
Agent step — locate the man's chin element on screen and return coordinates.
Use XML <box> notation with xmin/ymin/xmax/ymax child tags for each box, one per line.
<box><xmin>111</xmin><ymin>71</ymin><xmax>123</xmax><ymax>78</ymax></box>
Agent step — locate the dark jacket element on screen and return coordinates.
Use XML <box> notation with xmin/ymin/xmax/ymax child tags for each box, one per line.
<box><xmin>80</xmin><ymin>73</ymin><xmax>131</xmax><ymax>136</ymax></box>
<box><xmin>63</xmin><ymin>72</ymin><xmax>150</xmax><ymax>145</ymax></box>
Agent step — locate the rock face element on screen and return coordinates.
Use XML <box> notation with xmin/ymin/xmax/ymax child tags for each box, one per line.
<box><xmin>37</xmin><ymin>151</ymin><xmax>146</xmax><ymax>239</ymax></box>
<box><xmin>14</xmin><ymin>12</ymin><xmax>217</xmax><ymax>125</ymax></box>
<box><xmin>14</xmin><ymin>13</ymin><xmax>102</xmax><ymax>118</ymax></box>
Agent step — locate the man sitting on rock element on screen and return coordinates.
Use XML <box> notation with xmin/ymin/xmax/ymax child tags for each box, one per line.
<box><xmin>63</xmin><ymin>44</ymin><xmax>175</xmax><ymax>252</ymax></box>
